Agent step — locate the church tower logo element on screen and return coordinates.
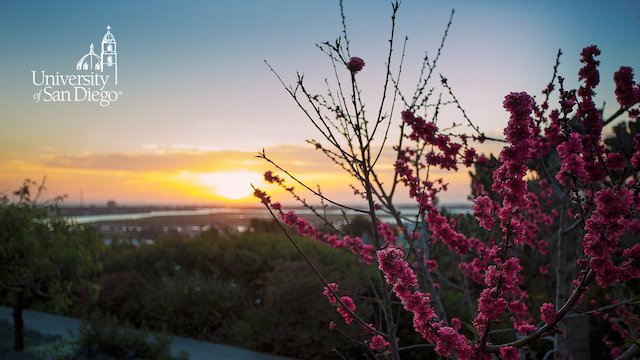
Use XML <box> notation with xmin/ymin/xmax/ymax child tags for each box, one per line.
<box><xmin>77</xmin><ymin>26</ymin><xmax>118</xmax><ymax>85</ymax></box>
<box><xmin>31</xmin><ymin>25</ymin><xmax>121</xmax><ymax>107</ymax></box>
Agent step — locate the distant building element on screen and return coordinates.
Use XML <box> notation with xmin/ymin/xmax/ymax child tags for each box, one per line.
<box><xmin>76</xmin><ymin>25</ymin><xmax>118</xmax><ymax>84</ymax></box>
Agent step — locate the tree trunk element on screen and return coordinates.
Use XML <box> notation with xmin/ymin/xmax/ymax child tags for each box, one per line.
<box><xmin>565</xmin><ymin>306</ymin><xmax>591</xmax><ymax>360</ymax></box>
<box><xmin>555</xmin><ymin>194</ymin><xmax>568</xmax><ymax>359</ymax></box>
<box><xmin>13</xmin><ymin>289</ymin><xmax>25</xmax><ymax>351</ymax></box>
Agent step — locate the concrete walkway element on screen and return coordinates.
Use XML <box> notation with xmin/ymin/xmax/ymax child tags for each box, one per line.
<box><xmin>0</xmin><ymin>306</ymin><xmax>291</xmax><ymax>360</ymax></box>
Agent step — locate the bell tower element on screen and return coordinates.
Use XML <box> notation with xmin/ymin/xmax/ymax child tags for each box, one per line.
<box><xmin>100</xmin><ymin>25</ymin><xmax>118</xmax><ymax>85</ymax></box>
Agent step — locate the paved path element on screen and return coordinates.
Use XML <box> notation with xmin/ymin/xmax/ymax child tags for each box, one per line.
<box><xmin>0</xmin><ymin>306</ymin><xmax>291</xmax><ymax>360</ymax></box>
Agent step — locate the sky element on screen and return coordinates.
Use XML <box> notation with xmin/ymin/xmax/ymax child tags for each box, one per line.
<box><xmin>1</xmin><ymin>1</ymin><xmax>639</xmax><ymax>206</ymax></box>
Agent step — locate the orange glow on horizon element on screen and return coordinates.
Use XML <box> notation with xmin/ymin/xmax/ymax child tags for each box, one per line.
<box><xmin>196</xmin><ymin>171</ymin><xmax>263</xmax><ymax>200</ymax></box>
<box><xmin>0</xmin><ymin>145</ymin><xmax>478</xmax><ymax>205</ymax></box>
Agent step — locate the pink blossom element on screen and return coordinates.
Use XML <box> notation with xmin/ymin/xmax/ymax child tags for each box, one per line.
<box><xmin>493</xmin><ymin>92</ymin><xmax>535</xmax><ymax>244</ymax></box>
<box><xmin>538</xmin><ymin>264</ymin><xmax>549</xmax><ymax>274</ymax></box>
<box><xmin>346</xmin><ymin>57</ymin><xmax>365</xmax><ymax>74</ymax></box>
<box><xmin>369</xmin><ymin>335</ymin><xmax>390</xmax><ymax>351</ymax></box>
<box><xmin>323</xmin><ymin>284</ymin><xmax>356</xmax><ymax>325</ymax></box>
<box><xmin>435</xmin><ymin>326</ymin><xmax>471</xmax><ymax>358</ymax></box>
<box><xmin>377</xmin><ymin>247</ymin><xmax>418</xmax><ymax>288</ymax></box>
<box><xmin>464</xmin><ymin>148</ymin><xmax>477</xmax><ymax>166</ymax></box>
<box><xmin>278</xmin><ymin>209</ymin><xmax>374</xmax><ymax>263</ymax></box>
<box><xmin>475</xmin><ymin>288</ymin><xmax>508</xmax><ymax>333</ymax></box>
<box><xmin>516</xmin><ymin>322</ymin><xmax>536</xmax><ymax>334</ymax></box>
<box><xmin>402</xmin><ymin>110</ymin><xmax>438</xmax><ymax>143</ymax></box>
<box><xmin>576</xmin><ymin>46</ymin><xmax>605</xmax><ymax>180</ymax></box>
<box><xmin>378</xmin><ymin>222</ymin><xmax>397</xmax><ymax>246</ymax></box>
<box><xmin>253</xmin><ymin>188</ymin><xmax>271</xmax><ymax>204</ymax></box>
<box><xmin>425</xmin><ymin>259</ymin><xmax>438</xmax><ymax>272</ymax></box>
<box><xmin>450</xmin><ymin>317</ymin><xmax>461</xmax><ymax>331</ymax></box>
<box><xmin>323</xmin><ymin>283</ymin><xmax>339</xmax><ymax>304</ymax></box>
<box><xmin>426</xmin><ymin>203</ymin><xmax>472</xmax><ymax>254</ymax></box>
<box><xmin>337</xmin><ymin>296</ymin><xmax>356</xmax><ymax>325</ymax></box>
<box><xmin>610</xmin><ymin>347</ymin><xmax>623</xmax><ymax>358</ymax></box>
<box><xmin>540</xmin><ymin>302</ymin><xmax>557</xmax><ymax>324</ymax></box>
<box><xmin>473</xmin><ymin>196</ymin><xmax>495</xmax><ymax>231</ymax></box>
<box><xmin>377</xmin><ymin>247</ymin><xmax>473</xmax><ymax>354</ymax></box>
<box><xmin>606</xmin><ymin>152</ymin><xmax>626</xmax><ymax>171</ymax></box>
<box><xmin>613</xmin><ymin>66</ymin><xmax>639</xmax><ymax>107</ymax></box>
<box><xmin>556</xmin><ymin>132</ymin><xmax>589</xmax><ymax>184</ymax></box>
<box><xmin>264</xmin><ymin>171</ymin><xmax>284</xmax><ymax>184</ymax></box>
<box><xmin>499</xmin><ymin>346</ymin><xmax>519</xmax><ymax>360</ymax></box>
<box><xmin>578</xmin><ymin>45</ymin><xmax>601</xmax><ymax>96</ymax></box>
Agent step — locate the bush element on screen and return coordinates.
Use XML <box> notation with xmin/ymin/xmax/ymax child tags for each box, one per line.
<box><xmin>74</xmin><ymin>320</ymin><xmax>187</xmax><ymax>360</ymax></box>
<box><xmin>230</xmin><ymin>259</ymin><xmax>373</xmax><ymax>359</ymax></box>
<box><xmin>143</xmin><ymin>272</ymin><xmax>246</xmax><ymax>342</ymax></box>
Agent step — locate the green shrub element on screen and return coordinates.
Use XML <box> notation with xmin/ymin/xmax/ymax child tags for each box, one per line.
<box><xmin>74</xmin><ymin>320</ymin><xmax>187</xmax><ymax>360</ymax></box>
<box><xmin>143</xmin><ymin>272</ymin><xmax>246</xmax><ymax>342</ymax></box>
<box><xmin>93</xmin><ymin>271</ymin><xmax>148</xmax><ymax>327</ymax></box>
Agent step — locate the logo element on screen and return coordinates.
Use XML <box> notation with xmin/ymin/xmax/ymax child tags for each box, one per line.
<box><xmin>32</xmin><ymin>25</ymin><xmax>121</xmax><ymax>107</ymax></box>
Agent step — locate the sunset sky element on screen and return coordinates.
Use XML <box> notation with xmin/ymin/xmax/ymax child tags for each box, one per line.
<box><xmin>1</xmin><ymin>1</ymin><xmax>639</xmax><ymax>206</ymax></box>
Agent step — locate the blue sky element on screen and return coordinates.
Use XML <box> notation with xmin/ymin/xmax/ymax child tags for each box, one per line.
<box><xmin>0</xmin><ymin>0</ymin><xmax>639</xmax><ymax>204</ymax></box>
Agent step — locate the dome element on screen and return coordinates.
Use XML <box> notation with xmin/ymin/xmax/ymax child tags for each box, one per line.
<box><xmin>102</xmin><ymin>25</ymin><xmax>116</xmax><ymax>42</ymax></box>
<box><xmin>76</xmin><ymin>43</ymin><xmax>102</xmax><ymax>71</ymax></box>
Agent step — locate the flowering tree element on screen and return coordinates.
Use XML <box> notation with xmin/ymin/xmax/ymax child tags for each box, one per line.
<box><xmin>254</xmin><ymin>2</ymin><xmax>640</xmax><ymax>359</ymax></box>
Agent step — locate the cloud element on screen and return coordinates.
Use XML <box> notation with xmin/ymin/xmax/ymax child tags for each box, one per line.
<box><xmin>37</xmin><ymin>144</ymin><xmax>399</xmax><ymax>175</ymax></box>
<box><xmin>0</xmin><ymin>143</ymin><xmax>478</xmax><ymax>204</ymax></box>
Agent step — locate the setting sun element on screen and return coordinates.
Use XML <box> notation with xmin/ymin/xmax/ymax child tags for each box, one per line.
<box><xmin>197</xmin><ymin>171</ymin><xmax>263</xmax><ymax>200</ymax></box>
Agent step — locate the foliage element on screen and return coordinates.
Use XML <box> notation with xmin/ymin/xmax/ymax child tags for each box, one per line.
<box><xmin>73</xmin><ymin>319</ymin><xmax>187</xmax><ymax>360</ymax></box>
<box><xmin>0</xmin><ymin>179</ymin><xmax>103</xmax><ymax>351</ymax></box>
<box><xmin>77</xmin><ymin>227</ymin><xmax>375</xmax><ymax>358</ymax></box>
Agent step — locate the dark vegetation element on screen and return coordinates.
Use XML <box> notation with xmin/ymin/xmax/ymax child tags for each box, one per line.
<box><xmin>72</xmin><ymin>221</ymin><xmax>378</xmax><ymax>359</ymax></box>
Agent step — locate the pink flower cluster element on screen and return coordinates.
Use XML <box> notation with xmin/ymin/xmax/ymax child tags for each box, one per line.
<box><xmin>473</xmin><ymin>196</ymin><xmax>495</xmax><ymax>231</ymax></box>
<box><xmin>473</xmin><ymin>257</ymin><xmax>524</xmax><ymax>336</ymax></box>
<box><xmin>280</xmin><ymin>210</ymin><xmax>374</xmax><ymax>263</ymax></box>
<box><xmin>583</xmin><ymin>187</ymin><xmax>635</xmax><ymax>286</ymax></box>
<box><xmin>492</xmin><ymin>92</ymin><xmax>535</xmax><ymax>244</ymax></box>
<box><xmin>253</xmin><ymin>184</ymin><xmax>374</xmax><ymax>264</ymax></box>
<box><xmin>556</xmin><ymin>132</ymin><xmax>589</xmax><ymax>184</ymax></box>
<box><xmin>606</xmin><ymin>152</ymin><xmax>626</xmax><ymax>171</ymax></box>
<box><xmin>253</xmin><ymin>188</ymin><xmax>271</xmax><ymax>204</ymax></box>
<box><xmin>516</xmin><ymin>189</ymin><xmax>553</xmax><ymax>254</ymax></box>
<box><xmin>426</xmin><ymin>203</ymin><xmax>472</xmax><ymax>254</ymax></box>
<box><xmin>499</xmin><ymin>346</ymin><xmax>519</xmax><ymax>360</ymax></box>
<box><xmin>402</xmin><ymin>110</ymin><xmax>437</xmax><ymax>143</ymax></box>
<box><xmin>578</xmin><ymin>45</ymin><xmax>601</xmax><ymax>98</ymax></box>
<box><xmin>539</xmin><ymin>302</ymin><xmax>557</xmax><ymax>324</ymax></box>
<box><xmin>613</xmin><ymin>66</ymin><xmax>639</xmax><ymax>107</ymax></box>
<box><xmin>346</xmin><ymin>57</ymin><xmax>365</xmax><ymax>74</ymax></box>
<box><xmin>377</xmin><ymin>247</ymin><xmax>472</xmax><ymax>358</ymax></box>
<box><xmin>509</xmin><ymin>295</ymin><xmax>536</xmax><ymax>335</ymax></box>
<box><xmin>458</xmin><ymin>237</ymin><xmax>495</xmax><ymax>285</ymax></box>
<box><xmin>369</xmin><ymin>335</ymin><xmax>390</xmax><ymax>351</ymax></box>
<box><xmin>401</xmin><ymin>110</ymin><xmax>476</xmax><ymax>171</ymax></box>
<box><xmin>323</xmin><ymin>283</ymin><xmax>356</xmax><ymax>325</ymax></box>
<box><xmin>377</xmin><ymin>221</ymin><xmax>397</xmax><ymax>246</ymax></box>
<box><xmin>577</xmin><ymin>46</ymin><xmax>606</xmax><ymax>182</ymax></box>
<box><xmin>264</xmin><ymin>170</ymin><xmax>284</xmax><ymax>184</ymax></box>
